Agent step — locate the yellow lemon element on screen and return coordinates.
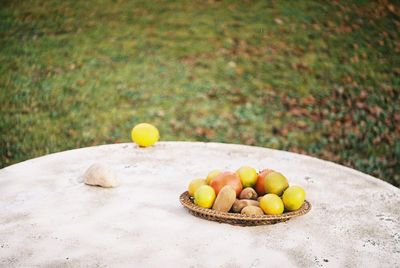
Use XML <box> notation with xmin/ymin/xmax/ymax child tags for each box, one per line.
<box><xmin>194</xmin><ymin>185</ymin><xmax>216</xmax><ymax>209</ymax></box>
<box><xmin>282</xmin><ymin>186</ymin><xmax>305</xmax><ymax>211</ymax></box>
<box><xmin>259</xmin><ymin>194</ymin><xmax>284</xmax><ymax>215</ymax></box>
<box><xmin>188</xmin><ymin>178</ymin><xmax>207</xmax><ymax>197</ymax></box>
<box><xmin>131</xmin><ymin>123</ymin><xmax>159</xmax><ymax>147</ymax></box>
<box><xmin>206</xmin><ymin>170</ymin><xmax>221</xmax><ymax>184</ymax></box>
<box><xmin>264</xmin><ymin>171</ymin><xmax>289</xmax><ymax>196</ymax></box>
<box><xmin>236</xmin><ymin>166</ymin><xmax>258</xmax><ymax>187</ymax></box>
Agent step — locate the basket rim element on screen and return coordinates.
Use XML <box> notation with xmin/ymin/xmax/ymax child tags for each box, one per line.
<box><xmin>179</xmin><ymin>191</ymin><xmax>311</xmax><ymax>221</ymax></box>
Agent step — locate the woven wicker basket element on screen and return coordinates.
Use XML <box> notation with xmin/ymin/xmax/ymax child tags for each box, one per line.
<box><xmin>180</xmin><ymin>191</ymin><xmax>311</xmax><ymax>226</ymax></box>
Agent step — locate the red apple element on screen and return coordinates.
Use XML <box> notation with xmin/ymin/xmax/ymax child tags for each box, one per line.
<box><xmin>210</xmin><ymin>171</ymin><xmax>243</xmax><ymax>197</ymax></box>
<box><xmin>255</xmin><ymin>169</ymin><xmax>274</xmax><ymax>196</ymax></box>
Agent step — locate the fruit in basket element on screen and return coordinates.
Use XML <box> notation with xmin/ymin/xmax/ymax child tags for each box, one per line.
<box><xmin>239</xmin><ymin>187</ymin><xmax>258</xmax><ymax>200</ymax></box>
<box><xmin>236</xmin><ymin>166</ymin><xmax>258</xmax><ymax>187</ymax></box>
<box><xmin>206</xmin><ymin>170</ymin><xmax>221</xmax><ymax>184</ymax></box>
<box><xmin>282</xmin><ymin>186</ymin><xmax>306</xmax><ymax>211</ymax></box>
<box><xmin>241</xmin><ymin>206</ymin><xmax>264</xmax><ymax>216</ymax></box>
<box><xmin>264</xmin><ymin>171</ymin><xmax>289</xmax><ymax>196</ymax></box>
<box><xmin>188</xmin><ymin>178</ymin><xmax>207</xmax><ymax>197</ymax></box>
<box><xmin>259</xmin><ymin>194</ymin><xmax>284</xmax><ymax>215</ymax></box>
<box><xmin>255</xmin><ymin>169</ymin><xmax>274</xmax><ymax>195</ymax></box>
<box><xmin>232</xmin><ymin>199</ymin><xmax>260</xmax><ymax>213</ymax></box>
<box><xmin>131</xmin><ymin>123</ymin><xmax>160</xmax><ymax>147</ymax></box>
<box><xmin>210</xmin><ymin>172</ymin><xmax>243</xmax><ymax>196</ymax></box>
<box><xmin>194</xmin><ymin>185</ymin><xmax>216</xmax><ymax>209</ymax></box>
<box><xmin>212</xmin><ymin>185</ymin><xmax>236</xmax><ymax>212</ymax></box>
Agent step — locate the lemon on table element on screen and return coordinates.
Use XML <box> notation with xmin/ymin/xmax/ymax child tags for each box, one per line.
<box><xmin>194</xmin><ymin>185</ymin><xmax>216</xmax><ymax>209</ymax></box>
<box><xmin>282</xmin><ymin>186</ymin><xmax>305</xmax><ymax>211</ymax></box>
<box><xmin>206</xmin><ymin>170</ymin><xmax>221</xmax><ymax>184</ymax></box>
<box><xmin>131</xmin><ymin>123</ymin><xmax>159</xmax><ymax>147</ymax></box>
<box><xmin>236</xmin><ymin>166</ymin><xmax>258</xmax><ymax>187</ymax></box>
<box><xmin>188</xmin><ymin>178</ymin><xmax>207</xmax><ymax>197</ymax></box>
<box><xmin>264</xmin><ymin>171</ymin><xmax>289</xmax><ymax>196</ymax></box>
<box><xmin>259</xmin><ymin>194</ymin><xmax>284</xmax><ymax>215</ymax></box>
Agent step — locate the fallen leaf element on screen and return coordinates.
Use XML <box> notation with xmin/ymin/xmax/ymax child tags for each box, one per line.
<box><xmin>274</xmin><ymin>18</ymin><xmax>283</xmax><ymax>25</ymax></box>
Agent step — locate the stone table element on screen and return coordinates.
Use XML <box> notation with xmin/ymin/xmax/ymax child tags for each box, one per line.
<box><xmin>0</xmin><ymin>142</ymin><xmax>399</xmax><ymax>267</ymax></box>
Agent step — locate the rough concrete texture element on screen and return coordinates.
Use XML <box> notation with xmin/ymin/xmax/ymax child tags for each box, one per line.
<box><xmin>0</xmin><ymin>142</ymin><xmax>399</xmax><ymax>267</ymax></box>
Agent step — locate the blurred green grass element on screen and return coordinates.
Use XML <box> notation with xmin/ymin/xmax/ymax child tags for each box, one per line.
<box><xmin>1</xmin><ymin>0</ymin><xmax>399</xmax><ymax>186</ymax></box>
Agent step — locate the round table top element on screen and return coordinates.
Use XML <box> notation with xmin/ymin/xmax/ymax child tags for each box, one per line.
<box><xmin>0</xmin><ymin>142</ymin><xmax>399</xmax><ymax>267</ymax></box>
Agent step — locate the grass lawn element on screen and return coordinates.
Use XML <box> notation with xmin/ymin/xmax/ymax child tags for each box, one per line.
<box><xmin>1</xmin><ymin>0</ymin><xmax>399</xmax><ymax>186</ymax></box>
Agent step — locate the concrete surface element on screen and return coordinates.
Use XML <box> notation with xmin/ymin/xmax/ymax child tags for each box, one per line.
<box><xmin>0</xmin><ymin>142</ymin><xmax>399</xmax><ymax>267</ymax></box>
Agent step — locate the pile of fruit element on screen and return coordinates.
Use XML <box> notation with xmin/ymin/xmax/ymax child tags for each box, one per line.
<box><xmin>187</xmin><ymin>167</ymin><xmax>306</xmax><ymax>216</ymax></box>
